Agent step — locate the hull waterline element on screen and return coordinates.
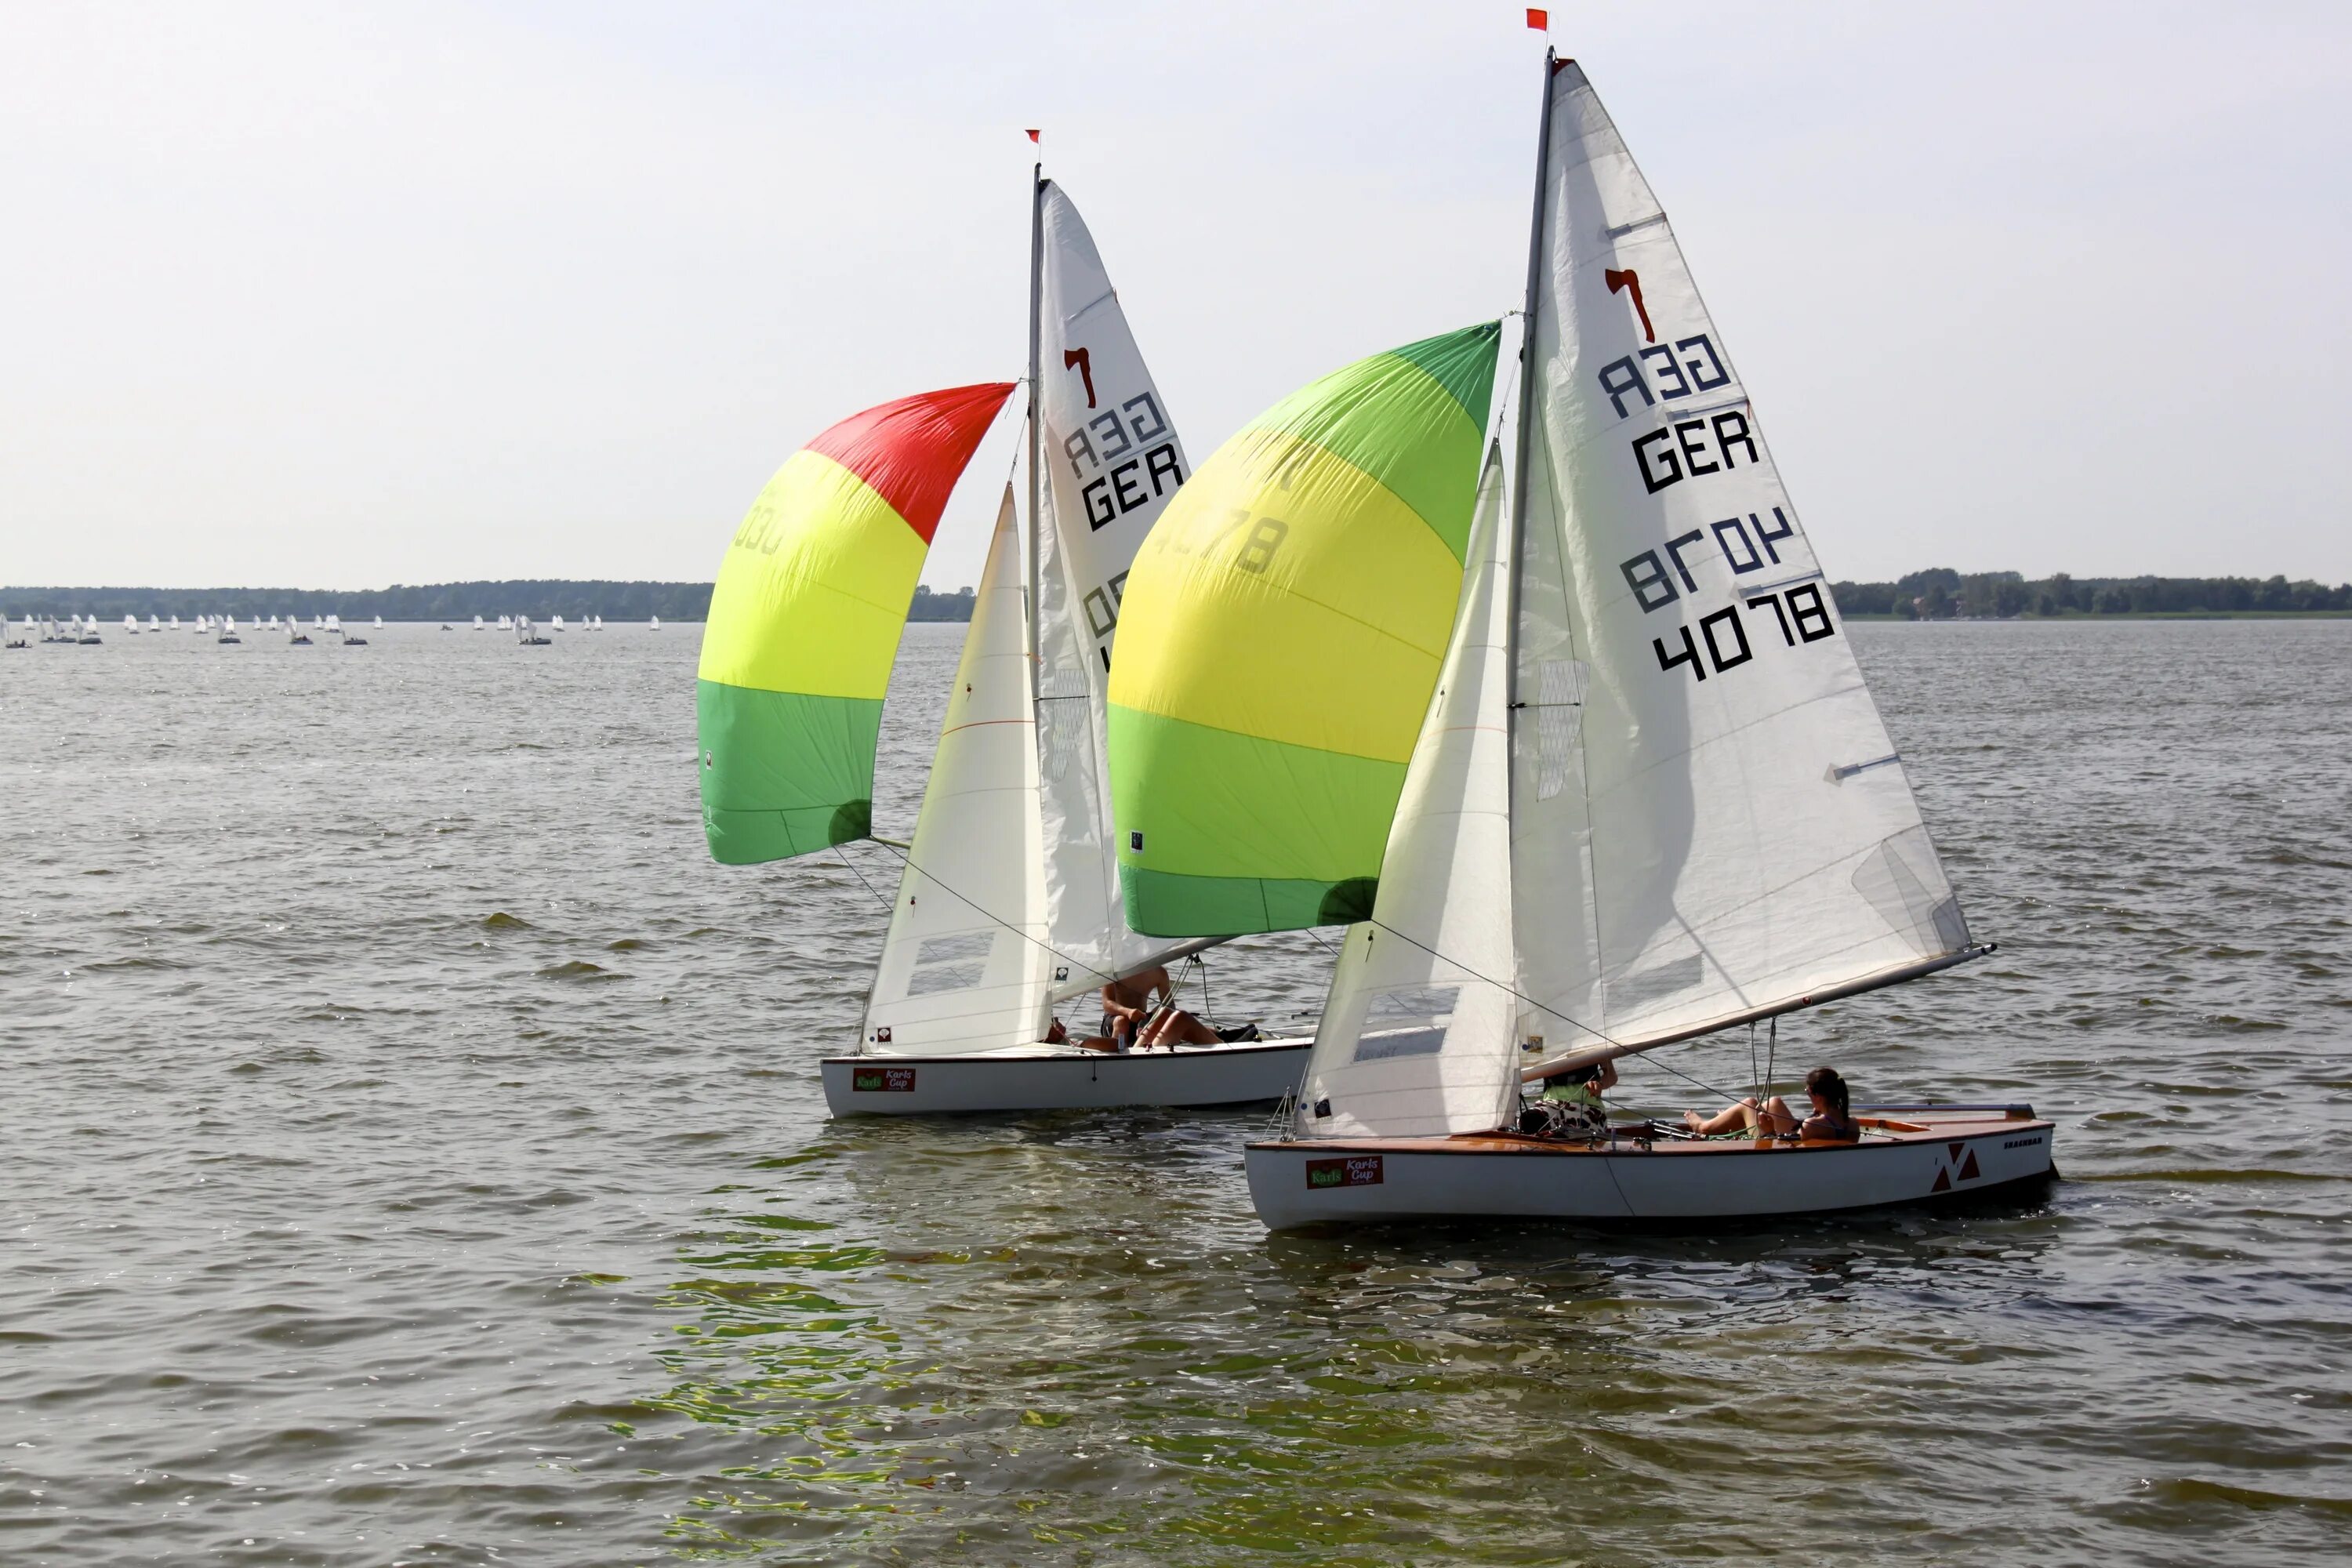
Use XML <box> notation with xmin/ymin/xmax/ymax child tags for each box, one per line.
<box><xmin>822</xmin><ymin>1038</ymin><xmax>1310</xmax><ymax>1116</ymax></box>
<box><xmin>1247</xmin><ymin>1108</ymin><xmax>2055</xmax><ymax>1229</ymax></box>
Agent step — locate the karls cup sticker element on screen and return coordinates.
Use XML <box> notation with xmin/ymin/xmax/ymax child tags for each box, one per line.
<box><xmin>1305</xmin><ymin>1155</ymin><xmax>1385</xmax><ymax>1190</ymax></box>
<box><xmin>852</xmin><ymin>1067</ymin><xmax>917</xmax><ymax>1094</ymax></box>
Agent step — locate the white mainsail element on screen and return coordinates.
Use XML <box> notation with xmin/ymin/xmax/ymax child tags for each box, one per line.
<box><xmin>1031</xmin><ymin>180</ymin><xmax>1206</xmax><ymax>998</ymax></box>
<box><xmin>1294</xmin><ymin>447</ymin><xmax>1520</xmax><ymax>1138</ymax></box>
<box><xmin>1288</xmin><ymin>56</ymin><xmax>1978</xmax><ymax>1141</ymax></box>
<box><xmin>1513</xmin><ymin>60</ymin><xmax>1972</xmax><ymax>1065</ymax></box>
<box><xmin>862</xmin><ymin>488</ymin><xmax>1053</xmax><ymax>1053</ymax></box>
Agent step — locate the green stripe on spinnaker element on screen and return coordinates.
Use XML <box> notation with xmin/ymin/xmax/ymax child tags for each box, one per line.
<box><xmin>696</xmin><ymin>680</ymin><xmax>880</xmax><ymax>865</ymax></box>
<box><xmin>1246</xmin><ymin>322</ymin><xmax>1497</xmax><ymax>562</ymax></box>
<box><xmin>1109</xmin><ymin>704</ymin><xmax>1406</xmax><ymax>936</ymax></box>
<box><xmin>1385</xmin><ymin>325</ymin><xmax>1500</xmax><ymax>434</ymax></box>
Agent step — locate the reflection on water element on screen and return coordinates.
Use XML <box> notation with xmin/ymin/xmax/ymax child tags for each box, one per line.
<box><xmin>2</xmin><ymin>619</ymin><xmax>2348</xmax><ymax>1564</ymax></box>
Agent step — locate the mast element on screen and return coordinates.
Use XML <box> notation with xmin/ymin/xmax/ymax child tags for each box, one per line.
<box><xmin>1503</xmin><ymin>47</ymin><xmax>1559</xmax><ymax>822</ymax></box>
<box><xmin>1025</xmin><ymin>160</ymin><xmax>1045</xmax><ymax>673</ymax></box>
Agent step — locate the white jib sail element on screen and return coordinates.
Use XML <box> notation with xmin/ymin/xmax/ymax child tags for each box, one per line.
<box><xmin>1293</xmin><ymin>447</ymin><xmax>1519</xmax><ymax>1139</ymax></box>
<box><xmin>1514</xmin><ymin>60</ymin><xmax>1971</xmax><ymax>1062</ymax></box>
<box><xmin>861</xmin><ymin>487</ymin><xmax>1054</xmax><ymax>1055</ymax></box>
<box><xmin>1031</xmin><ymin>180</ymin><xmax>1203</xmax><ymax>1000</ymax></box>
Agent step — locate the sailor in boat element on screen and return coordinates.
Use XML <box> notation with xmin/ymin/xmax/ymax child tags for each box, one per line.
<box><xmin>1040</xmin><ymin>1017</ymin><xmax>1119</xmax><ymax>1055</ymax></box>
<box><xmin>1096</xmin><ymin>965</ymin><xmax>1223</xmax><ymax>1051</ymax></box>
<box><xmin>1519</xmin><ymin>1056</ymin><xmax>1618</xmax><ymax>1138</ymax></box>
<box><xmin>1683</xmin><ymin>1066</ymin><xmax>1861</xmax><ymax>1142</ymax></box>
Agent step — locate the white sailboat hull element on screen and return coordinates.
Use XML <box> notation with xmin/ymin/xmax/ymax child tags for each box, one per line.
<box><xmin>1247</xmin><ymin>1109</ymin><xmax>2055</xmax><ymax>1229</ymax></box>
<box><xmin>822</xmin><ymin>1038</ymin><xmax>1311</xmax><ymax>1116</ymax></box>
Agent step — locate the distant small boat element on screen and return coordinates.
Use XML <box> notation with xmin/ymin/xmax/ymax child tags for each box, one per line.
<box><xmin>122</xmin><ymin>614</ymin><xmax>139</xmax><ymax>634</ymax></box>
<box><xmin>516</xmin><ymin>615</ymin><xmax>550</xmax><ymax>646</ymax></box>
<box><xmin>170</xmin><ymin>615</ymin><xmax>182</xmax><ymax>630</ymax></box>
<box><xmin>473</xmin><ymin>615</ymin><xmax>485</xmax><ymax>631</ymax></box>
<box><xmin>219</xmin><ymin>615</ymin><xmax>241</xmax><ymax>644</ymax></box>
<box><xmin>77</xmin><ymin>615</ymin><xmax>102</xmax><ymax>644</ymax></box>
<box><xmin>649</xmin><ymin>615</ymin><xmax>661</xmax><ymax>631</ymax></box>
<box><xmin>147</xmin><ymin>614</ymin><xmax>160</xmax><ymax>631</ymax></box>
<box><xmin>288</xmin><ymin>619</ymin><xmax>312</xmax><ymax>644</ymax></box>
<box><xmin>440</xmin><ymin>623</ymin><xmax>452</xmax><ymax>631</ymax></box>
<box><xmin>551</xmin><ymin>614</ymin><xmax>567</xmax><ymax>632</ymax></box>
<box><xmin>325</xmin><ymin>615</ymin><xmax>342</xmax><ymax>633</ymax></box>
<box><xmin>372</xmin><ymin>615</ymin><xmax>383</xmax><ymax>630</ymax></box>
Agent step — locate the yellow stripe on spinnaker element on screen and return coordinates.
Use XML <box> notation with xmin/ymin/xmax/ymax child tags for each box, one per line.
<box><xmin>1111</xmin><ymin>427</ymin><xmax>1465</xmax><ymax>766</ymax></box>
<box><xmin>696</xmin><ymin>450</ymin><xmax>931</xmax><ymax>702</ymax></box>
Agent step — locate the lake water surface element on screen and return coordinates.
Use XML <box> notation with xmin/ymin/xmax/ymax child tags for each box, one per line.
<box><xmin>3</xmin><ymin>617</ymin><xmax>2348</xmax><ymax>1565</ymax></box>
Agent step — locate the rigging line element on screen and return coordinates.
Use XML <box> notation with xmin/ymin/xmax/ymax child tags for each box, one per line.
<box><xmin>861</xmin><ymin>836</ymin><xmax>1127</xmax><ymax>994</ymax></box>
<box><xmin>1359</xmin><ymin>914</ymin><xmax>1746</xmax><ymax>1106</ymax></box>
<box><xmin>833</xmin><ymin>848</ymin><xmax>895</xmax><ymax>913</ymax></box>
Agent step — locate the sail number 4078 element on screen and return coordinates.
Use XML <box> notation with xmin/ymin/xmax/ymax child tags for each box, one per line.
<box><xmin>1621</xmin><ymin>510</ymin><xmax>1839</xmax><ymax>684</ymax></box>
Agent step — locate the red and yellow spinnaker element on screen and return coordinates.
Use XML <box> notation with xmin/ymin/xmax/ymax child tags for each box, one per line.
<box><xmin>698</xmin><ymin>382</ymin><xmax>1014</xmax><ymax>863</ymax></box>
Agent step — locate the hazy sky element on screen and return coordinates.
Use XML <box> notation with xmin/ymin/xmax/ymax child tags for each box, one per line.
<box><xmin>5</xmin><ymin>2</ymin><xmax>2348</xmax><ymax>593</ymax></box>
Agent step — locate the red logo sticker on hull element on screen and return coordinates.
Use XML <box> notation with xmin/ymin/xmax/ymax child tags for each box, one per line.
<box><xmin>852</xmin><ymin>1067</ymin><xmax>917</xmax><ymax>1093</ymax></box>
<box><xmin>1306</xmin><ymin>1155</ymin><xmax>1384</xmax><ymax>1190</ymax></box>
<box><xmin>1930</xmin><ymin>1139</ymin><xmax>1984</xmax><ymax>1194</ymax></box>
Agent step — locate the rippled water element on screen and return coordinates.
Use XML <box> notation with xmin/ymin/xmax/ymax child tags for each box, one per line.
<box><xmin>3</xmin><ymin>617</ymin><xmax>2348</xmax><ymax>1565</ymax></box>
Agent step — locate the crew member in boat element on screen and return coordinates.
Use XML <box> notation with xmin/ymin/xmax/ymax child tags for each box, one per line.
<box><xmin>1519</xmin><ymin>1058</ymin><xmax>1616</xmax><ymax>1135</ymax></box>
<box><xmin>1100</xmin><ymin>966</ymin><xmax>1218</xmax><ymax>1051</ymax></box>
<box><xmin>1042</xmin><ymin>1017</ymin><xmax>1120</xmax><ymax>1055</ymax></box>
<box><xmin>1682</xmin><ymin>1066</ymin><xmax>1860</xmax><ymax>1142</ymax></box>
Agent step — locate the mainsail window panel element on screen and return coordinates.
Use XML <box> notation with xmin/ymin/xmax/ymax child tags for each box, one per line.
<box><xmin>915</xmin><ymin>933</ymin><xmax>995</xmax><ymax>967</ymax></box>
<box><xmin>1352</xmin><ymin>1027</ymin><xmax>1448</xmax><ymax>1062</ymax></box>
<box><xmin>906</xmin><ymin>962</ymin><xmax>989</xmax><ymax>996</ymax></box>
<box><xmin>1853</xmin><ymin>829</ymin><xmax>1972</xmax><ymax>959</ymax></box>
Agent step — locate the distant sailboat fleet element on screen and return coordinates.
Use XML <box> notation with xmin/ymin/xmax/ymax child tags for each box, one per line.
<box><xmin>7</xmin><ymin>605</ymin><xmax>665</xmax><ymax>649</ymax></box>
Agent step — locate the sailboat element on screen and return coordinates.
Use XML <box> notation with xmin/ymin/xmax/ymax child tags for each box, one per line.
<box><xmin>287</xmin><ymin>617</ymin><xmax>312</xmax><ymax>644</ymax></box>
<box><xmin>148</xmin><ymin>614</ymin><xmax>161</xmax><ymax>632</ymax></box>
<box><xmin>648</xmin><ymin>615</ymin><xmax>660</xmax><ymax>631</ymax></box>
<box><xmin>76</xmin><ymin>615</ymin><xmax>102</xmax><ymax>644</ymax></box>
<box><xmin>122</xmin><ymin>614</ymin><xmax>140</xmax><ymax>634</ymax></box>
<box><xmin>704</xmin><ymin>176</ymin><xmax>1319</xmax><ymax>1116</ymax></box>
<box><xmin>1118</xmin><ymin>50</ymin><xmax>2056</xmax><ymax>1228</ymax></box>
<box><xmin>515</xmin><ymin>615</ymin><xmax>549</xmax><ymax>646</ymax></box>
<box><xmin>372</xmin><ymin>615</ymin><xmax>383</xmax><ymax>630</ymax></box>
<box><xmin>218</xmin><ymin>615</ymin><xmax>241</xmax><ymax>644</ymax></box>
<box><xmin>551</xmin><ymin>614</ymin><xmax>566</xmax><ymax>633</ymax></box>
<box><xmin>474</xmin><ymin>615</ymin><xmax>485</xmax><ymax>631</ymax></box>
<box><xmin>170</xmin><ymin>615</ymin><xmax>181</xmax><ymax>630</ymax></box>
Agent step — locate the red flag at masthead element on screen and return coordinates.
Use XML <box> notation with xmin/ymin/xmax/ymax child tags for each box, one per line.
<box><xmin>1526</xmin><ymin>8</ymin><xmax>1548</xmax><ymax>28</ymax></box>
<box><xmin>1025</xmin><ymin>128</ymin><xmax>1040</xmax><ymax>143</ymax></box>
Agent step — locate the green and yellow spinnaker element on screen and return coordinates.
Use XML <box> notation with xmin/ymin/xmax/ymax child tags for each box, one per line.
<box><xmin>698</xmin><ymin>382</ymin><xmax>1014</xmax><ymax>863</ymax></box>
<box><xmin>1107</xmin><ymin>323</ymin><xmax>1500</xmax><ymax>935</ymax></box>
